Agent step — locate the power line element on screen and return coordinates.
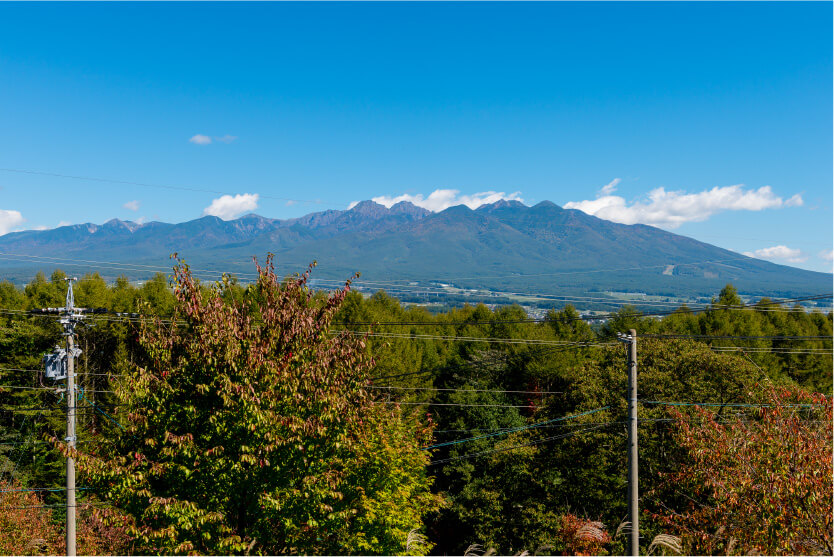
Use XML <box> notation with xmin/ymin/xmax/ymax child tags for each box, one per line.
<box><xmin>428</xmin><ymin>423</ymin><xmax>614</xmax><ymax>466</ymax></box>
<box><xmin>371</xmin><ymin>369</ymin><xmax>435</xmax><ymax>382</ymax></box>
<box><xmin>0</xmin><ymin>411</ymin><xmax>42</xmax><ymax>486</ymax></box>
<box><xmin>0</xmin><ymin>440</ymin><xmax>51</xmax><ymax>446</ymax></box>
<box><xmin>369</xmin><ymin>386</ymin><xmax>564</xmax><ymax>395</ymax></box>
<box><xmin>710</xmin><ymin>347</ymin><xmax>832</xmax><ymax>355</ymax></box>
<box><xmin>341</xmin><ymin>330</ymin><xmax>617</xmax><ymax>347</ymax></box>
<box><xmin>432</xmin><ymin>420</ymin><xmax>622</xmax><ymax>433</ymax></box>
<box><xmin>0</xmin><ymin>254</ymin><xmax>191</xmax><ymax>278</ymax></box>
<box><xmin>0</xmin><ymin>385</ymin><xmax>115</xmax><ymax>394</ymax></box>
<box><xmin>428</xmin><ymin>400</ymin><xmax>828</xmax><ymax>467</ymax></box>
<box><xmin>380</xmin><ymin>401</ymin><xmax>536</xmax><ymax>409</ymax></box>
<box><xmin>637</xmin><ymin>416</ymin><xmax>829</xmax><ymax>424</ymax></box>
<box><xmin>0</xmin><ymin>402</ymin><xmax>126</xmax><ymax>412</ymax></box>
<box><xmin>0</xmin><ymin>502</ymin><xmax>111</xmax><ymax>510</ymax></box>
<box><xmin>422</xmin><ymin>406</ymin><xmax>611</xmax><ymax>450</ymax></box>
<box><xmin>641</xmin><ymin>400</ymin><xmax>828</xmax><ymax>409</ymax></box>
<box><xmin>71</xmin><ymin>372</ymin><xmax>131</xmax><ymax>378</ymax></box>
<box><xmin>0</xmin><ymin>487</ymin><xmax>90</xmax><ymax>493</ymax></box>
<box><xmin>642</xmin><ymin>334</ymin><xmax>832</xmax><ymax>340</ymax></box>
<box><xmin>0</xmin><ymin>167</ymin><xmax>346</xmax><ymax>207</ymax></box>
<box><xmin>430</xmin><ymin>415</ymin><xmax>828</xmax><ymax>434</ymax></box>
<box><xmin>0</xmin><ymin>251</ymin><xmax>270</xmax><ymax>283</ymax></box>
<box><xmin>78</xmin><ymin>390</ymin><xmax>127</xmax><ymax>432</ymax></box>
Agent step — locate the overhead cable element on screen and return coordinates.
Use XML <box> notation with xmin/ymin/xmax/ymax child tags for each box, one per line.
<box><xmin>422</xmin><ymin>406</ymin><xmax>611</xmax><ymax>450</ymax></box>
<box><xmin>428</xmin><ymin>423</ymin><xmax>614</xmax><ymax>466</ymax></box>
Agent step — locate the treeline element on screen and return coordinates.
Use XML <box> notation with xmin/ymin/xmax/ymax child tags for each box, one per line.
<box><xmin>0</xmin><ymin>264</ymin><xmax>831</xmax><ymax>555</ymax></box>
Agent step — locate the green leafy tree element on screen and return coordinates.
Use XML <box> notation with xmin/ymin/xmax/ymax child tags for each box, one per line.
<box><xmin>66</xmin><ymin>257</ymin><xmax>440</xmax><ymax>555</ymax></box>
<box><xmin>75</xmin><ymin>273</ymin><xmax>112</xmax><ymax>309</ymax></box>
<box><xmin>0</xmin><ymin>312</ymin><xmax>64</xmax><ymax>493</ymax></box>
<box><xmin>0</xmin><ymin>280</ymin><xmax>26</xmax><ymax>310</ymax></box>
<box><xmin>111</xmin><ymin>275</ymin><xmax>139</xmax><ymax>313</ymax></box>
<box><xmin>137</xmin><ymin>273</ymin><xmax>176</xmax><ymax>316</ymax></box>
<box><xmin>23</xmin><ymin>271</ymin><xmax>67</xmax><ymax>309</ymax></box>
<box><xmin>600</xmin><ymin>304</ymin><xmax>650</xmax><ymax>339</ymax></box>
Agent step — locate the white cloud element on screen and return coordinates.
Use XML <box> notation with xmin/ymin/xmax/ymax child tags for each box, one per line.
<box><xmin>565</xmin><ymin>184</ymin><xmax>799</xmax><ymax>229</ymax></box>
<box><xmin>189</xmin><ymin>134</ymin><xmax>237</xmax><ymax>145</ymax></box>
<box><xmin>123</xmin><ymin>200</ymin><xmax>140</xmax><ymax>211</ymax></box>
<box><xmin>189</xmin><ymin>134</ymin><xmax>212</xmax><ymax>145</ymax></box>
<box><xmin>743</xmin><ymin>245</ymin><xmax>807</xmax><ymax>264</ymax></box>
<box><xmin>371</xmin><ymin>189</ymin><xmax>524</xmax><ymax>212</ymax></box>
<box><xmin>347</xmin><ymin>201</ymin><xmax>359</xmax><ymax>210</ymax></box>
<box><xmin>599</xmin><ymin>178</ymin><xmax>621</xmax><ymax>196</ymax></box>
<box><xmin>58</xmin><ymin>220</ymin><xmax>71</xmax><ymax>227</ymax></box>
<box><xmin>819</xmin><ymin>249</ymin><xmax>834</xmax><ymax>262</ymax></box>
<box><xmin>0</xmin><ymin>209</ymin><xmax>25</xmax><ymax>235</ymax></box>
<box><xmin>202</xmin><ymin>193</ymin><xmax>259</xmax><ymax>220</ymax></box>
<box><xmin>33</xmin><ymin>225</ymin><xmax>48</xmax><ymax>231</ymax></box>
<box><xmin>784</xmin><ymin>193</ymin><xmax>804</xmax><ymax>207</ymax></box>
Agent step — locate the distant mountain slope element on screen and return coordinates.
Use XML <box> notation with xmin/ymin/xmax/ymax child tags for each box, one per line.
<box><xmin>0</xmin><ymin>200</ymin><xmax>830</xmax><ymax>301</ymax></box>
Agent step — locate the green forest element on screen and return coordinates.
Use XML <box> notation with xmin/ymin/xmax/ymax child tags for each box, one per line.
<box><xmin>0</xmin><ymin>259</ymin><xmax>831</xmax><ymax>556</ymax></box>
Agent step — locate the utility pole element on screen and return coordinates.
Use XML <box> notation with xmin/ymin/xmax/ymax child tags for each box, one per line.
<box><xmin>37</xmin><ymin>281</ymin><xmax>112</xmax><ymax>554</ymax></box>
<box><xmin>38</xmin><ymin>278</ymin><xmax>82</xmax><ymax>556</ymax></box>
<box><xmin>618</xmin><ymin>329</ymin><xmax>639</xmax><ymax>556</ymax></box>
<box><xmin>62</xmin><ymin>278</ymin><xmax>78</xmax><ymax>557</ymax></box>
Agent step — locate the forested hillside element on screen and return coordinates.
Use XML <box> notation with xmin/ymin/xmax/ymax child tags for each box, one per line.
<box><xmin>0</xmin><ymin>263</ymin><xmax>831</xmax><ymax>555</ymax></box>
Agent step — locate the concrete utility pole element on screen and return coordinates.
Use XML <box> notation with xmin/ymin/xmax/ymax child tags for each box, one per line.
<box><xmin>37</xmin><ymin>279</ymin><xmax>111</xmax><ymax>556</ymax></box>
<box><xmin>62</xmin><ymin>278</ymin><xmax>78</xmax><ymax>557</ymax></box>
<box><xmin>618</xmin><ymin>329</ymin><xmax>639</xmax><ymax>556</ymax></box>
<box><xmin>628</xmin><ymin>329</ymin><xmax>639</xmax><ymax>556</ymax></box>
<box><xmin>617</xmin><ymin>329</ymin><xmax>640</xmax><ymax>555</ymax></box>
<box><xmin>66</xmin><ymin>332</ymin><xmax>76</xmax><ymax>555</ymax></box>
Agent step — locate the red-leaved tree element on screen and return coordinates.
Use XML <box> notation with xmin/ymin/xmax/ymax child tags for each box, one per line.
<box><xmin>62</xmin><ymin>257</ymin><xmax>441</xmax><ymax>555</ymax></box>
<box><xmin>651</xmin><ymin>386</ymin><xmax>832</xmax><ymax>555</ymax></box>
<box><xmin>0</xmin><ymin>479</ymin><xmax>132</xmax><ymax>555</ymax></box>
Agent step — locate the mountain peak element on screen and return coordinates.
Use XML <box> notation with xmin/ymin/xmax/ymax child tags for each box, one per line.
<box><xmin>533</xmin><ymin>200</ymin><xmax>561</xmax><ymax>210</ymax></box>
<box><xmin>236</xmin><ymin>213</ymin><xmax>268</xmax><ymax>221</ymax></box>
<box><xmin>476</xmin><ymin>199</ymin><xmax>527</xmax><ymax>212</ymax></box>
<box><xmin>103</xmin><ymin>218</ymin><xmax>143</xmax><ymax>232</ymax></box>
<box><xmin>349</xmin><ymin>200</ymin><xmax>388</xmax><ymax>216</ymax></box>
<box><xmin>389</xmin><ymin>201</ymin><xmax>431</xmax><ymax>218</ymax></box>
<box><xmin>441</xmin><ymin>204</ymin><xmax>475</xmax><ymax>215</ymax></box>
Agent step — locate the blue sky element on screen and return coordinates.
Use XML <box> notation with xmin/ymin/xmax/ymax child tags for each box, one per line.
<box><xmin>0</xmin><ymin>2</ymin><xmax>831</xmax><ymax>272</ymax></box>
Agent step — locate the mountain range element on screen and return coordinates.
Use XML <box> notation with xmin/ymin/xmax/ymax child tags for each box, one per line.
<box><xmin>0</xmin><ymin>200</ymin><xmax>830</xmax><ymax>304</ymax></box>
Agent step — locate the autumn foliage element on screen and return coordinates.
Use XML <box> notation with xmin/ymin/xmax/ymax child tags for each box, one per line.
<box><xmin>556</xmin><ymin>514</ymin><xmax>612</xmax><ymax>556</ymax></box>
<box><xmin>64</xmin><ymin>257</ymin><xmax>440</xmax><ymax>555</ymax></box>
<box><xmin>0</xmin><ymin>479</ymin><xmax>132</xmax><ymax>555</ymax></box>
<box><xmin>2</xmin><ymin>269</ymin><xmax>830</xmax><ymax>555</ymax></box>
<box><xmin>652</xmin><ymin>387</ymin><xmax>833</xmax><ymax>555</ymax></box>
<box><xmin>0</xmin><ymin>479</ymin><xmax>61</xmax><ymax>555</ymax></box>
